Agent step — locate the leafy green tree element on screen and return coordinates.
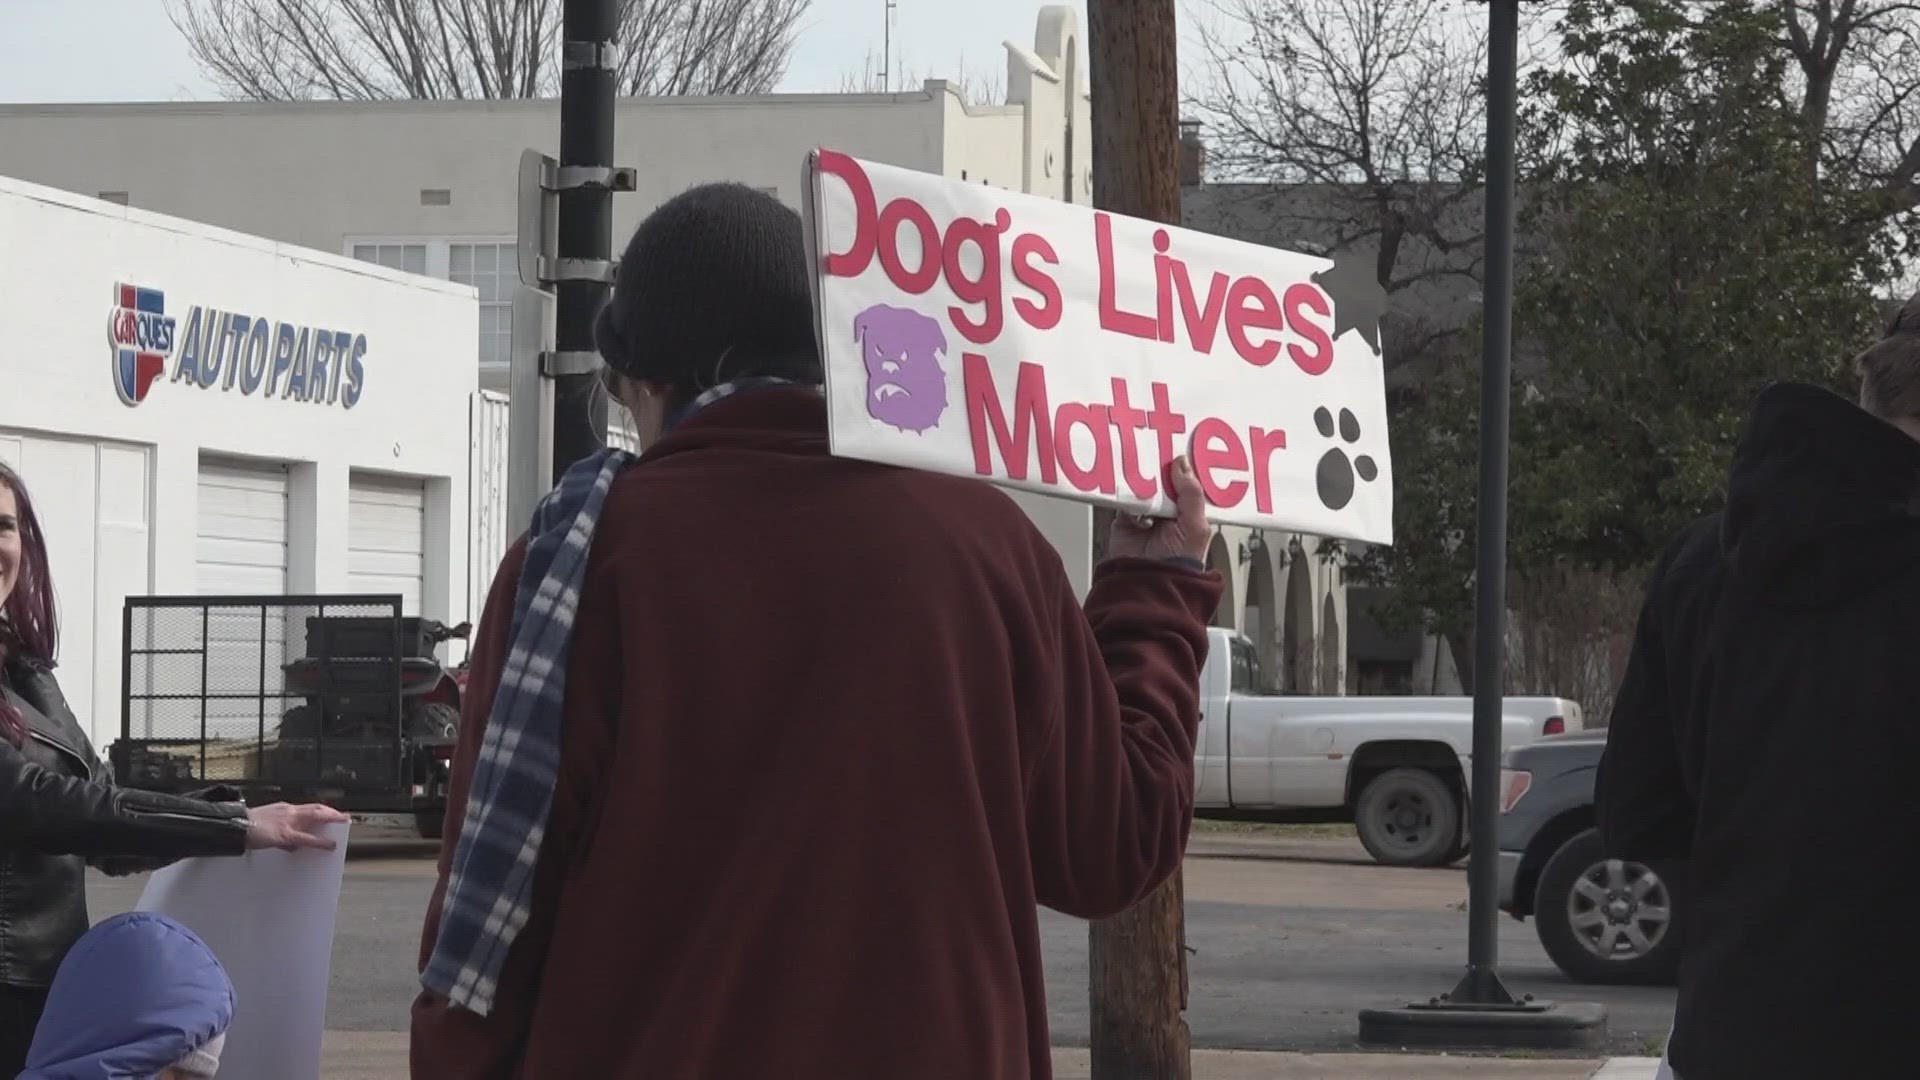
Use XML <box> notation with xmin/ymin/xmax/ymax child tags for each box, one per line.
<box><xmin>1358</xmin><ymin>0</ymin><xmax>1899</xmax><ymax>696</ymax></box>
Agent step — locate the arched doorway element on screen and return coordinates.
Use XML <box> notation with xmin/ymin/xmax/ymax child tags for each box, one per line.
<box><xmin>1028</xmin><ymin>6</ymin><xmax>1084</xmax><ymax>203</ymax></box>
<box><xmin>1320</xmin><ymin>592</ymin><xmax>1344</xmax><ymax>695</ymax></box>
<box><xmin>1205</xmin><ymin>531</ymin><xmax>1237</xmax><ymax>628</ymax></box>
<box><xmin>1281</xmin><ymin>539</ymin><xmax>1314</xmax><ymax>693</ymax></box>
<box><xmin>1061</xmin><ymin>35</ymin><xmax>1078</xmax><ymax>201</ymax></box>
<box><xmin>1243</xmin><ymin>536</ymin><xmax>1281</xmax><ymax>692</ymax></box>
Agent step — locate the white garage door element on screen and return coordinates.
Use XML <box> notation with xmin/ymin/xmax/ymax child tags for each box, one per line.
<box><xmin>196</xmin><ymin>460</ymin><xmax>290</xmax><ymax>594</ymax></box>
<box><xmin>348</xmin><ymin>473</ymin><xmax>426</xmax><ymax>615</ymax></box>
<box><xmin>0</xmin><ymin>431</ymin><xmax>153</xmax><ymax>749</ymax></box>
<box><xmin>195</xmin><ymin>460</ymin><xmax>291</xmax><ymax>740</ymax></box>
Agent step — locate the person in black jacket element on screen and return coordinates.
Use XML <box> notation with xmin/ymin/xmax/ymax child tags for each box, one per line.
<box><xmin>0</xmin><ymin>460</ymin><xmax>348</xmax><ymax>1075</ymax></box>
<box><xmin>1597</xmin><ymin>300</ymin><xmax>1920</xmax><ymax>1079</ymax></box>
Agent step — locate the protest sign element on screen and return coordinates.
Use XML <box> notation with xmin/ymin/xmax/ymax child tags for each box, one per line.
<box><xmin>136</xmin><ymin>821</ymin><xmax>350</xmax><ymax>1080</ymax></box>
<box><xmin>802</xmin><ymin>150</ymin><xmax>1393</xmax><ymax>544</ymax></box>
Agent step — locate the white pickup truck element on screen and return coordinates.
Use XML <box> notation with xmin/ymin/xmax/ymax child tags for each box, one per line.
<box><xmin>1194</xmin><ymin>629</ymin><xmax>1581</xmax><ymax>867</ymax></box>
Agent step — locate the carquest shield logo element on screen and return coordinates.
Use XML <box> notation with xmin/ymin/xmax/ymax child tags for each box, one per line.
<box><xmin>108</xmin><ymin>281</ymin><xmax>369</xmax><ymax>410</ymax></box>
<box><xmin>108</xmin><ymin>284</ymin><xmax>175</xmax><ymax>406</ymax></box>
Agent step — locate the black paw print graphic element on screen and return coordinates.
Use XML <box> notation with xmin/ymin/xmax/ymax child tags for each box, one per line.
<box><xmin>1314</xmin><ymin>406</ymin><xmax>1378</xmax><ymax>511</ymax></box>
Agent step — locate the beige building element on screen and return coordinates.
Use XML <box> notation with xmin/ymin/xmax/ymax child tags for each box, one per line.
<box><xmin>0</xmin><ymin>5</ymin><xmax>1347</xmax><ymax>691</ymax></box>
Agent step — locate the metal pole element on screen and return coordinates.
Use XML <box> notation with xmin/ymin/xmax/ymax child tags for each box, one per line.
<box><xmin>1362</xmin><ymin>6</ymin><xmax>1601</xmax><ymax>1043</ymax></box>
<box><xmin>1454</xmin><ymin>0</ymin><xmax>1519</xmax><ymax>1004</ymax></box>
<box><xmin>883</xmin><ymin>1</ymin><xmax>893</xmax><ymax>91</ymax></box>
<box><xmin>552</xmin><ymin>0</ymin><xmax>616</xmax><ymax>481</ymax></box>
<box><xmin>199</xmin><ymin>605</ymin><xmax>210</xmax><ymax>782</ymax></box>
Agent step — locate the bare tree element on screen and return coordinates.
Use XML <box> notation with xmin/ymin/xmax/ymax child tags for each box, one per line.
<box><xmin>1779</xmin><ymin>0</ymin><xmax>1920</xmax><ymax>193</ymax></box>
<box><xmin>1505</xmin><ymin>567</ymin><xmax>1646</xmax><ymax>728</ymax></box>
<box><xmin>1192</xmin><ymin>0</ymin><xmax>1491</xmax><ymax>308</ymax></box>
<box><xmin>166</xmin><ymin>0</ymin><xmax>810</xmax><ymax>101</ymax></box>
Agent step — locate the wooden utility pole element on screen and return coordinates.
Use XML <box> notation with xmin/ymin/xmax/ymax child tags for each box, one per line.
<box><xmin>1085</xmin><ymin>2</ymin><xmax>1189</xmax><ymax>1079</ymax></box>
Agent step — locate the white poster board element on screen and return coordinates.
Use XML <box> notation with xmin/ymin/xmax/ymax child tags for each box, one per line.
<box><xmin>802</xmin><ymin>150</ymin><xmax>1394</xmax><ymax>544</ymax></box>
<box><xmin>135</xmin><ymin>822</ymin><xmax>350</xmax><ymax>1080</ymax></box>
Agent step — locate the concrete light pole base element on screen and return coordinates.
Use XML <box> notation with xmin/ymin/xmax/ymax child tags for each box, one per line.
<box><xmin>1358</xmin><ymin>1000</ymin><xmax>1608</xmax><ymax>1051</ymax></box>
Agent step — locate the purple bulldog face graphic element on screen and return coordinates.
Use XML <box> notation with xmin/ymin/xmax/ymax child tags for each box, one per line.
<box><xmin>854</xmin><ymin>303</ymin><xmax>949</xmax><ymax>433</ymax></box>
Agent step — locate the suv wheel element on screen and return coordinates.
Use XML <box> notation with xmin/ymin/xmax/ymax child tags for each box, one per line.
<box><xmin>1355</xmin><ymin>767</ymin><xmax>1462</xmax><ymax>867</ymax></box>
<box><xmin>1533</xmin><ymin>828</ymin><xmax>1681</xmax><ymax>984</ymax></box>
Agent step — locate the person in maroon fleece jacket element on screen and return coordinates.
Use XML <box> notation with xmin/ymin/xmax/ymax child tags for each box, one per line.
<box><xmin>411</xmin><ymin>184</ymin><xmax>1222</xmax><ymax>1080</ymax></box>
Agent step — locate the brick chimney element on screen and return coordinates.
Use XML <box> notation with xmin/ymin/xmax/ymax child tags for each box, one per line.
<box><xmin>1178</xmin><ymin>119</ymin><xmax>1207</xmax><ymax>187</ymax></box>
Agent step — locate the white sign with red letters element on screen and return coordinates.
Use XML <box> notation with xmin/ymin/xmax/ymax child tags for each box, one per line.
<box><xmin>802</xmin><ymin>150</ymin><xmax>1393</xmax><ymax>545</ymax></box>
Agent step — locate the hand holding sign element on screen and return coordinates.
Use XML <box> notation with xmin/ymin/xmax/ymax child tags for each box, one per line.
<box><xmin>1108</xmin><ymin>458</ymin><xmax>1212</xmax><ymax>563</ymax></box>
<box><xmin>246</xmin><ymin>802</ymin><xmax>351</xmax><ymax>851</ymax></box>
<box><xmin>802</xmin><ymin>150</ymin><xmax>1394</xmax><ymax>545</ymax></box>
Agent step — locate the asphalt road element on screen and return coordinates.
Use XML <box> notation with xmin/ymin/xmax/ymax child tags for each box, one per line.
<box><xmin>88</xmin><ymin>842</ymin><xmax>1676</xmax><ymax>1057</ymax></box>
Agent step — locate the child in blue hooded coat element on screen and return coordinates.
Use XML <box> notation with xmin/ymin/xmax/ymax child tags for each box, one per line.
<box><xmin>15</xmin><ymin>913</ymin><xmax>233</xmax><ymax>1080</ymax></box>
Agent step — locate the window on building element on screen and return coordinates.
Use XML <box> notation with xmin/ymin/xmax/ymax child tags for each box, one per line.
<box><xmin>448</xmin><ymin>243</ymin><xmax>514</xmax><ymax>371</ymax></box>
<box><xmin>352</xmin><ymin>242</ymin><xmax>428</xmax><ymax>276</ymax></box>
<box><xmin>348</xmin><ymin>238</ymin><xmax>512</xmax><ymax>373</ymax></box>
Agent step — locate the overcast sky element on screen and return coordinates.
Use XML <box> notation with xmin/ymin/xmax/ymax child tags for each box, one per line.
<box><xmin>0</xmin><ymin>0</ymin><xmax>1098</xmax><ymax>103</ymax></box>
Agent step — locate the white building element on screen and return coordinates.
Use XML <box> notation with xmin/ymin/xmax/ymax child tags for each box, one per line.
<box><xmin>0</xmin><ymin>5</ymin><xmax>1348</xmax><ymax>695</ymax></box>
<box><xmin>0</xmin><ymin>175</ymin><xmax>480</xmax><ymax>749</ymax></box>
<box><xmin>0</xmin><ymin>8</ymin><xmax>1093</xmax><ymax>392</ymax></box>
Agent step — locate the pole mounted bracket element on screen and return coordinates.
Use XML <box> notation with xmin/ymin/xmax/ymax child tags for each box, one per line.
<box><xmin>538</xmin><ymin>257</ymin><xmax>617</xmax><ymax>285</ymax></box>
<box><xmin>519</xmin><ymin>150</ymin><xmax>637</xmax><ymax>290</ymax></box>
<box><xmin>563</xmin><ymin>40</ymin><xmax>618</xmax><ymax>72</ymax></box>
<box><xmin>544</xmin><ymin>163</ymin><xmax>638</xmax><ymax>193</ymax></box>
<box><xmin>541</xmin><ymin>350</ymin><xmax>602</xmax><ymax>378</ymax></box>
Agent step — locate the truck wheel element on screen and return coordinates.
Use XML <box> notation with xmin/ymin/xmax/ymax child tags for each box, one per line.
<box><xmin>1355</xmin><ymin>767</ymin><xmax>1461</xmax><ymax>867</ymax></box>
<box><xmin>1533</xmin><ymin>828</ymin><xmax>1681</xmax><ymax>985</ymax></box>
<box><xmin>414</xmin><ymin>806</ymin><xmax>445</xmax><ymax>841</ymax></box>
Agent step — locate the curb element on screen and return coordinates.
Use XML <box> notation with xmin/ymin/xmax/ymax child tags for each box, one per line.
<box><xmin>1184</xmin><ymin>837</ymin><xmax>1383</xmax><ymax>866</ymax></box>
<box><xmin>345</xmin><ymin>836</ymin><xmax>440</xmax><ymax>861</ymax></box>
<box><xmin>1590</xmin><ymin>1059</ymin><xmax>1661</xmax><ymax>1079</ymax></box>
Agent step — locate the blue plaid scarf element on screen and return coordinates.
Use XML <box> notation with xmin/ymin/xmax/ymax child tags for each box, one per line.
<box><xmin>423</xmin><ymin>377</ymin><xmax>798</xmax><ymax>1014</ymax></box>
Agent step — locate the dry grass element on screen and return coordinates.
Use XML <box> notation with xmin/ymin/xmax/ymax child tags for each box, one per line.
<box><xmin>1190</xmin><ymin>819</ymin><xmax>1358</xmax><ymax>840</ymax></box>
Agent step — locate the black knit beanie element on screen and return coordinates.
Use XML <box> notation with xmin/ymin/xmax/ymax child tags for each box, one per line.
<box><xmin>594</xmin><ymin>183</ymin><xmax>821</xmax><ymax>392</ymax></box>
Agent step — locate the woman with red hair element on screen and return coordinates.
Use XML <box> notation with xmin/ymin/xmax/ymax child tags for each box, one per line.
<box><xmin>0</xmin><ymin>460</ymin><xmax>347</xmax><ymax>1074</ymax></box>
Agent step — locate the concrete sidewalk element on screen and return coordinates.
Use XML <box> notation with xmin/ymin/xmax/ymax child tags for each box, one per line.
<box><xmin>322</xmin><ymin>1032</ymin><xmax>1658</xmax><ymax>1079</ymax></box>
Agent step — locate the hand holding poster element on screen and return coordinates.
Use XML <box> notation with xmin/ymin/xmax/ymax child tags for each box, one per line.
<box><xmin>802</xmin><ymin>151</ymin><xmax>1394</xmax><ymax>545</ymax></box>
<box><xmin>135</xmin><ymin>821</ymin><xmax>350</xmax><ymax>1080</ymax></box>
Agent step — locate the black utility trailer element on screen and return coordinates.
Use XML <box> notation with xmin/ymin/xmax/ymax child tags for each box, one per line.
<box><xmin>111</xmin><ymin>594</ymin><xmax>467</xmax><ymax>838</ymax></box>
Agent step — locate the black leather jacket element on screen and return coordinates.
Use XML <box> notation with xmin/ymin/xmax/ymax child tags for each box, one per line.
<box><xmin>1</xmin><ymin>652</ymin><xmax>251</xmax><ymax>987</ymax></box>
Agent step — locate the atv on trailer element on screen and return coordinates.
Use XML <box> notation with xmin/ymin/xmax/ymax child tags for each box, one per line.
<box><xmin>116</xmin><ymin>594</ymin><xmax>468</xmax><ymax>833</ymax></box>
<box><xmin>277</xmin><ymin>614</ymin><xmax>471</xmax><ymax>838</ymax></box>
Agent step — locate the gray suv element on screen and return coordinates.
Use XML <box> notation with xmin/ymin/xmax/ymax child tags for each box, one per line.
<box><xmin>1497</xmin><ymin>731</ymin><xmax>1684</xmax><ymax>984</ymax></box>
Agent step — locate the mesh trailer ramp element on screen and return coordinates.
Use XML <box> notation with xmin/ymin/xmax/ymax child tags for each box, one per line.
<box><xmin>113</xmin><ymin>594</ymin><xmax>451</xmax><ymax>815</ymax></box>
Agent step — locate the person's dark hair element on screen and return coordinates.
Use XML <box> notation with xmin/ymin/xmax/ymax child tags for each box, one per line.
<box><xmin>0</xmin><ymin>460</ymin><xmax>58</xmax><ymax>747</ymax></box>
<box><xmin>594</xmin><ymin>183</ymin><xmax>821</xmax><ymax>411</ymax></box>
<box><xmin>1856</xmin><ymin>291</ymin><xmax>1920</xmax><ymax>422</ymax></box>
